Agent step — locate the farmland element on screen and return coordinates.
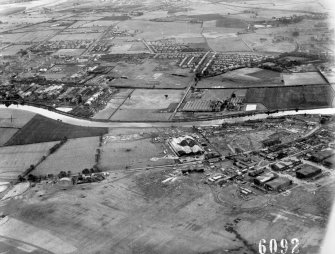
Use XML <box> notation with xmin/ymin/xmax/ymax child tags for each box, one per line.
<box><xmin>283</xmin><ymin>72</ymin><xmax>328</xmax><ymax>86</ymax></box>
<box><xmin>49</xmin><ymin>33</ymin><xmax>102</xmax><ymax>41</ymax></box>
<box><xmin>0</xmin><ymin>109</ymin><xmax>35</xmax><ymax>128</ymax></box>
<box><xmin>5</xmin><ymin>115</ymin><xmax>108</xmax><ymax>146</ymax></box>
<box><xmin>34</xmin><ymin>137</ymin><xmax>99</xmax><ymax>176</ymax></box>
<box><xmin>245</xmin><ymin>85</ymin><xmax>334</xmax><ymax>110</ymax></box>
<box><xmin>0</xmin><ymin>141</ymin><xmax>58</xmax><ymax>180</ymax></box>
<box><xmin>0</xmin><ymin>128</ymin><xmax>18</xmax><ymax>146</ymax></box>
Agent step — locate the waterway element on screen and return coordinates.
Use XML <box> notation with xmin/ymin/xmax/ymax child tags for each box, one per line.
<box><xmin>1</xmin><ymin>104</ymin><xmax>335</xmax><ymax>128</ymax></box>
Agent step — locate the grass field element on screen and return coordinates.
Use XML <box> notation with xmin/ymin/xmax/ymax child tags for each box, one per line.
<box><xmin>100</xmin><ymin>138</ymin><xmax>172</xmax><ymax>171</ymax></box>
<box><xmin>0</xmin><ymin>30</ymin><xmax>57</xmax><ymax>43</ymax></box>
<box><xmin>49</xmin><ymin>33</ymin><xmax>102</xmax><ymax>41</ymax></box>
<box><xmin>0</xmin><ymin>128</ymin><xmax>18</xmax><ymax>146</ymax></box>
<box><xmin>52</xmin><ymin>48</ymin><xmax>86</xmax><ymax>56</ymax></box>
<box><xmin>107</xmin><ymin>59</ymin><xmax>192</xmax><ymax>88</ymax></box>
<box><xmin>0</xmin><ymin>141</ymin><xmax>58</xmax><ymax>180</ymax></box>
<box><xmin>283</xmin><ymin>72</ymin><xmax>328</xmax><ymax>86</ymax></box>
<box><xmin>0</xmin><ymin>109</ymin><xmax>36</xmax><ymax>128</ymax></box>
<box><xmin>245</xmin><ymin>85</ymin><xmax>334</xmax><ymax>110</ymax></box>
<box><xmin>117</xmin><ymin>20</ymin><xmax>202</xmax><ymax>40</ymax></box>
<box><xmin>108</xmin><ymin>89</ymin><xmax>184</xmax><ymax>121</ymax></box>
<box><xmin>120</xmin><ymin>89</ymin><xmax>184</xmax><ymax>110</ymax></box>
<box><xmin>206</xmin><ymin>37</ymin><xmax>252</xmax><ymax>52</ymax></box>
<box><xmin>5</xmin><ymin>115</ymin><xmax>108</xmax><ymax>146</ymax></box>
<box><xmin>34</xmin><ymin>137</ymin><xmax>99</xmax><ymax>176</ymax></box>
<box><xmin>0</xmin><ymin>44</ymin><xmax>31</xmax><ymax>56</ymax></box>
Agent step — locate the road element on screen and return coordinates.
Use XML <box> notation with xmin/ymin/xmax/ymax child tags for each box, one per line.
<box><xmin>1</xmin><ymin>104</ymin><xmax>335</xmax><ymax>128</ymax></box>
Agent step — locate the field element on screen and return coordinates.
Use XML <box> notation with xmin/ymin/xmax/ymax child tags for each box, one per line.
<box><xmin>109</xmin><ymin>38</ymin><xmax>150</xmax><ymax>54</ymax></box>
<box><xmin>0</xmin><ymin>30</ymin><xmax>57</xmax><ymax>43</ymax></box>
<box><xmin>0</xmin><ymin>128</ymin><xmax>18</xmax><ymax>146</ymax></box>
<box><xmin>197</xmin><ymin>68</ymin><xmax>282</xmax><ymax>88</ymax></box>
<box><xmin>0</xmin><ymin>44</ymin><xmax>31</xmax><ymax>56</ymax></box>
<box><xmin>0</xmin><ymin>142</ymin><xmax>58</xmax><ymax>181</ymax></box>
<box><xmin>239</xmin><ymin>29</ymin><xmax>297</xmax><ymax>53</ymax></box>
<box><xmin>283</xmin><ymin>72</ymin><xmax>328</xmax><ymax>86</ymax></box>
<box><xmin>200</xmin><ymin>89</ymin><xmax>248</xmax><ymax>101</ymax></box>
<box><xmin>5</xmin><ymin>115</ymin><xmax>108</xmax><ymax>146</ymax></box>
<box><xmin>100</xmin><ymin>137</ymin><xmax>173</xmax><ymax>171</ymax></box>
<box><xmin>52</xmin><ymin>48</ymin><xmax>86</xmax><ymax>56</ymax></box>
<box><xmin>0</xmin><ymin>108</ymin><xmax>36</xmax><ymax>128</ymax></box>
<box><xmin>109</xmin><ymin>89</ymin><xmax>184</xmax><ymax>121</ymax></box>
<box><xmin>49</xmin><ymin>33</ymin><xmax>102</xmax><ymax>41</ymax></box>
<box><xmin>34</xmin><ymin>137</ymin><xmax>99</xmax><ymax>176</ymax></box>
<box><xmin>245</xmin><ymin>85</ymin><xmax>334</xmax><ymax>110</ymax></box>
<box><xmin>0</xmin><ymin>163</ymin><xmax>331</xmax><ymax>253</ymax></box>
<box><xmin>221</xmin><ymin>67</ymin><xmax>281</xmax><ymax>82</ymax></box>
<box><xmin>117</xmin><ymin>20</ymin><xmax>203</xmax><ymax>40</ymax></box>
<box><xmin>108</xmin><ymin>59</ymin><xmax>192</xmax><ymax>88</ymax></box>
<box><xmin>206</xmin><ymin>37</ymin><xmax>252</xmax><ymax>52</ymax></box>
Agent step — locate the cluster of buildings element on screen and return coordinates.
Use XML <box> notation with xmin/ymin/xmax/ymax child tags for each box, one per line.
<box><xmin>207</xmin><ymin>53</ymin><xmax>272</xmax><ymax>75</ymax></box>
<box><xmin>147</xmin><ymin>40</ymin><xmax>206</xmax><ymax>54</ymax></box>
<box><xmin>32</xmin><ymin>40</ymin><xmax>94</xmax><ymax>52</ymax></box>
<box><xmin>182</xmin><ymin>95</ymin><xmax>244</xmax><ymax>113</ymax></box>
<box><xmin>0</xmin><ymin>80</ymin><xmax>115</xmax><ymax>117</ymax></box>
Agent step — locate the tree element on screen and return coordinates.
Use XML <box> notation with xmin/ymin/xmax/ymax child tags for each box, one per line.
<box><xmin>292</xmin><ymin>31</ymin><xmax>299</xmax><ymax>37</ymax></box>
<box><xmin>18</xmin><ymin>175</ymin><xmax>25</xmax><ymax>182</ymax></box>
<box><xmin>82</xmin><ymin>168</ymin><xmax>90</xmax><ymax>175</ymax></box>
<box><xmin>58</xmin><ymin>171</ymin><xmax>67</xmax><ymax>179</ymax></box>
<box><xmin>28</xmin><ymin>174</ymin><xmax>38</xmax><ymax>182</ymax></box>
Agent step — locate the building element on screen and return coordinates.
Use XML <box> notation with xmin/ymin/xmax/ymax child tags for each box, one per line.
<box><xmin>262</xmin><ymin>138</ymin><xmax>281</xmax><ymax>147</ymax></box>
<box><xmin>296</xmin><ymin>165</ymin><xmax>322</xmax><ymax>179</ymax></box>
<box><xmin>265</xmin><ymin>177</ymin><xmax>292</xmax><ymax>192</ymax></box>
<box><xmin>249</xmin><ymin>168</ymin><xmax>264</xmax><ymax>177</ymax></box>
<box><xmin>310</xmin><ymin>149</ymin><xmax>335</xmax><ymax>163</ymax></box>
<box><xmin>323</xmin><ymin>154</ymin><xmax>335</xmax><ymax>168</ymax></box>
<box><xmin>254</xmin><ymin>172</ymin><xmax>277</xmax><ymax>186</ymax></box>
<box><xmin>271</xmin><ymin>162</ymin><xmax>287</xmax><ymax>171</ymax></box>
<box><xmin>169</xmin><ymin>136</ymin><xmax>204</xmax><ymax>157</ymax></box>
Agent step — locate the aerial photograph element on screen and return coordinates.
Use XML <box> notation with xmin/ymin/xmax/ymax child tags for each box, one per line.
<box><xmin>0</xmin><ymin>0</ymin><xmax>334</xmax><ymax>253</ymax></box>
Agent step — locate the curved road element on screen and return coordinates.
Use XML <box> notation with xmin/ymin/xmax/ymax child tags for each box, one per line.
<box><xmin>1</xmin><ymin>104</ymin><xmax>335</xmax><ymax>128</ymax></box>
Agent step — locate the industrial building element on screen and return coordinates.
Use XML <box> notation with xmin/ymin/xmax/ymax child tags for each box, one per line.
<box><xmin>310</xmin><ymin>149</ymin><xmax>335</xmax><ymax>163</ymax></box>
<box><xmin>254</xmin><ymin>172</ymin><xmax>277</xmax><ymax>186</ymax></box>
<box><xmin>296</xmin><ymin>165</ymin><xmax>322</xmax><ymax>179</ymax></box>
<box><xmin>265</xmin><ymin>177</ymin><xmax>292</xmax><ymax>192</ymax></box>
<box><xmin>168</xmin><ymin>136</ymin><xmax>204</xmax><ymax>157</ymax></box>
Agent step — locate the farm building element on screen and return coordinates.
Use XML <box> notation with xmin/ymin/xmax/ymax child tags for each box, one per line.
<box><xmin>296</xmin><ymin>165</ymin><xmax>321</xmax><ymax>179</ymax></box>
<box><xmin>265</xmin><ymin>177</ymin><xmax>292</xmax><ymax>192</ymax></box>
<box><xmin>254</xmin><ymin>172</ymin><xmax>277</xmax><ymax>186</ymax></box>
<box><xmin>169</xmin><ymin>136</ymin><xmax>204</xmax><ymax>157</ymax></box>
